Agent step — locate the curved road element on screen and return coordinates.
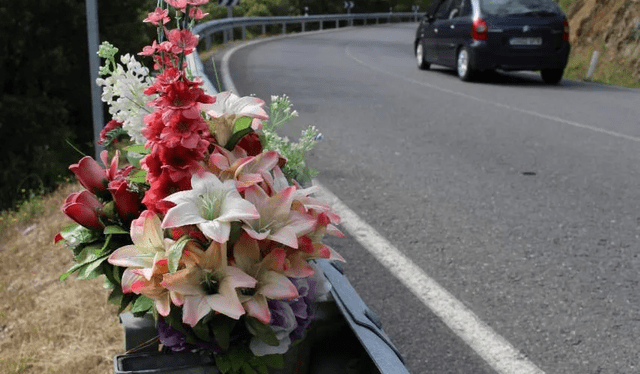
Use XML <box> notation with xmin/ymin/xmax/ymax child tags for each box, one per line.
<box><xmin>219</xmin><ymin>23</ymin><xmax>640</xmax><ymax>374</ymax></box>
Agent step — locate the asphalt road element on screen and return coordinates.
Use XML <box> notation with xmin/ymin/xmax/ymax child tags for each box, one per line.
<box><xmin>216</xmin><ymin>23</ymin><xmax>640</xmax><ymax>374</ymax></box>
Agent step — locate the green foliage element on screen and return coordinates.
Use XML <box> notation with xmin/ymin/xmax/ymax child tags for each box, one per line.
<box><xmin>214</xmin><ymin>347</ymin><xmax>284</xmax><ymax>374</ymax></box>
<box><xmin>0</xmin><ymin>0</ymin><xmax>154</xmax><ymax>212</ymax></box>
<box><xmin>261</xmin><ymin>96</ymin><xmax>320</xmax><ymax>185</ymax></box>
<box><xmin>244</xmin><ymin>317</ymin><xmax>279</xmax><ymax>346</ymax></box>
<box><xmin>168</xmin><ymin>236</ymin><xmax>192</xmax><ymax>273</ymax></box>
<box><xmin>131</xmin><ymin>296</ymin><xmax>155</xmax><ymax>316</ymax></box>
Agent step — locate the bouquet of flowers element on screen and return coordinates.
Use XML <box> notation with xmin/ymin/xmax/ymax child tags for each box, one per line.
<box><xmin>54</xmin><ymin>1</ymin><xmax>344</xmax><ymax>372</ymax></box>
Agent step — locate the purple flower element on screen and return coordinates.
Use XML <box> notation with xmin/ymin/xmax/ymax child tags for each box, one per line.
<box><xmin>158</xmin><ymin>318</ymin><xmax>225</xmax><ymax>354</ymax></box>
<box><xmin>158</xmin><ymin>318</ymin><xmax>189</xmax><ymax>352</ymax></box>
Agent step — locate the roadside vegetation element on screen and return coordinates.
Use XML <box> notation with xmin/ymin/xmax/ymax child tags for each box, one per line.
<box><xmin>0</xmin><ymin>183</ymin><xmax>122</xmax><ymax>374</ymax></box>
<box><xmin>557</xmin><ymin>0</ymin><xmax>640</xmax><ymax>87</ymax></box>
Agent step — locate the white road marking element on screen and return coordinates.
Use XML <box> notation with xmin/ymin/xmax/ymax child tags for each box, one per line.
<box><xmin>314</xmin><ymin>181</ymin><xmax>545</xmax><ymax>374</ymax></box>
<box><xmin>218</xmin><ymin>30</ymin><xmax>546</xmax><ymax>374</ymax></box>
<box><xmin>345</xmin><ymin>45</ymin><xmax>640</xmax><ymax>144</ymax></box>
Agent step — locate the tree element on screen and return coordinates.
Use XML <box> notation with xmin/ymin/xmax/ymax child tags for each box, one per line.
<box><xmin>0</xmin><ymin>0</ymin><xmax>154</xmax><ymax>211</ymax></box>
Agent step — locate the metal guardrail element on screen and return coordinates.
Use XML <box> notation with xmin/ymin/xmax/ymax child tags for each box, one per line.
<box><xmin>188</xmin><ymin>12</ymin><xmax>420</xmax><ymax>95</ymax></box>
<box><xmin>193</xmin><ymin>12</ymin><xmax>421</xmax><ymax>50</ymax></box>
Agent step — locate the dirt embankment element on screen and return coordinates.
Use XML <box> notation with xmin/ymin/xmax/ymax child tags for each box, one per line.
<box><xmin>567</xmin><ymin>0</ymin><xmax>640</xmax><ymax>78</ymax></box>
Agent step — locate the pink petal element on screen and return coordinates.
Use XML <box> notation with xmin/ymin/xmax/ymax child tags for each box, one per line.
<box><xmin>244</xmin><ymin>296</ymin><xmax>271</xmax><ymax>324</ymax></box>
<box><xmin>268</xmin><ymin>226</ymin><xmax>300</xmax><ymax>249</ymax></box>
<box><xmin>260</xmin><ymin>271</ymin><xmax>299</xmax><ymax>300</ymax></box>
<box><xmin>242</xmin><ymin>226</ymin><xmax>270</xmax><ymax>241</ymax></box>
<box><xmin>233</xmin><ymin>234</ymin><xmax>261</xmax><ymax>271</ymax></box>
<box><xmin>161</xmin><ymin>202</ymin><xmax>206</xmax><ymax>229</ymax></box>
<box><xmin>155</xmin><ymin>294</ymin><xmax>171</xmax><ymax>316</ymax></box>
<box><xmin>284</xmin><ymin>254</ymin><xmax>315</xmax><ymax>278</ymax></box>
<box><xmin>121</xmin><ymin>269</ymin><xmax>142</xmax><ymax>293</ymax></box>
<box><xmin>225</xmin><ymin>266</ymin><xmax>257</xmax><ymax>289</ymax></box>
<box><xmin>198</xmin><ymin>219</ymin><xmax>230</xmax><ymax>243</ymax></box>
<box><xmin>108</xmin><ymin>244</ymin><xmax>155</xmax><ymax>268</ymax></box>
<box><xmin>161</xmin><ymin>268</ymin><xmax>205</xmax><ymax>296</ymax></box>
<box><xmin>182</xmin><ymin>295</ymin><xmax>212</xmax><ymax>326</ymax></box>
<box><xmin>205</xmin><ymin>283</ymin><xmax>244</xmax><ymax>319</ymax></box>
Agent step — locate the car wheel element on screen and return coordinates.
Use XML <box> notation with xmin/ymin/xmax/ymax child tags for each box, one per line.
<box><xmin>540</xmin><ymin>69</ymin><xmax>563</xmax><ymax>84</ymax></box>
<box><xmin>416</xmin><ymin>40</ymin><xmax>430</xmax><ymax>70</ymax></box>
<box><xmin>457</xmin><ymin>47</ymin><xmax>475</xmax><ymax>81</ymax></box>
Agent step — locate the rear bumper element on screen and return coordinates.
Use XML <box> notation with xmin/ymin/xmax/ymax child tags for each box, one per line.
<box><xmin>468</xmin><ymin>41</ymin><xmax>570</xmax><ymax>71</ymax></box>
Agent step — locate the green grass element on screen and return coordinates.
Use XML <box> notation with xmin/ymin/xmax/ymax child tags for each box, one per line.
<box><xmin>0</xmin><ymin>190</ymin><xmax>46</xmax><ymax>237</ymax></box>
<box><xmin>564</xmin><ymin>47</ymin><xmax>640</xmax><ymax>88</ymax></box>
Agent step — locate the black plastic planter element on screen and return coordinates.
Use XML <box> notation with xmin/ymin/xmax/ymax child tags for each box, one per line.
<box><xmin>114</xmin><ymin>260</ymin><xmax>410</xmax><ymax>374</ymax></box>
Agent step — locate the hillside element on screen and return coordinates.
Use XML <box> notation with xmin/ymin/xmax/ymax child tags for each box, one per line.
<box><xmin>565</xmin><ymin>0</ymin><xmax>640</xmax><ymax>84</ymax></box>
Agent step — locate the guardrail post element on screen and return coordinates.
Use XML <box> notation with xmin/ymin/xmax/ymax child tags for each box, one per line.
<box><xmin>242</xmin><ymin>25</ymin><xmax>246</xmax><ymax>41</ymax></box>
<box><xmin>376</xmin><ymin>17</ymin><xmax>379</xmax><ymax>24</ymax></box>
<box><xmin>302</xmin><ymin>21</ymin><xmax>306</xmax><ymax>32</ymax></box>
<box><xmin>320</xmin><ymin>20</ymin><xmax>323</xmax><ymax>30</ymax></box>
<box><xmin>205</xmin><ymin>35</ymin><xmax>212</xmax><ymax>50</ymax></box>
<box><xmin>223</xmin><ymin>28</ymin><xmax>228</xmax><ymax>44</ymax></box>
<box><xmin>261</xmin><ymin>24</ymin><xmax>266</xmax><ymax>35</ymax></box>
<box><xmin>335</xmin><ymin>19</ymin><xmax>339</xmax><ymax>28</ymax></box>
<box><xmin>282</xmin><ymin>22</ymin><xmax>286</xmax><ymax>34</ymax></box>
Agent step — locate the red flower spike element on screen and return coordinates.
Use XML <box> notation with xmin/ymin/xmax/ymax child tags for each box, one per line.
<box><xmin>144</xmin><ymin>7</ymin><xmax>170</xmax><ymax>26</ymax></box>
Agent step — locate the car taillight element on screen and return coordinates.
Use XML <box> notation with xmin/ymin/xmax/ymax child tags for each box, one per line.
<box><xmin>563</xmin><ymin>19</ymin><xmax>570</xmax><ymax>42</ymax></box>
<box><xmin>472</xmin><ymin>18</ymin><xmax>488</xmax><ymax>41</ymax></box>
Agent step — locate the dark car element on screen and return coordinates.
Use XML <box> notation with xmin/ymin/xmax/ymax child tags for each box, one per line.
<box><xmin>414</xmin><ymin>0</ymin><xmax>571</xmax><ymax>84</ymax></box>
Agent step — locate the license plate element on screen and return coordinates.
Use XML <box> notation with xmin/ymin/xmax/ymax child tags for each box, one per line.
<box><xmin>509</xmin><ymin>37</ymin><xmax>542</xmax><ymax>46</ymax></box>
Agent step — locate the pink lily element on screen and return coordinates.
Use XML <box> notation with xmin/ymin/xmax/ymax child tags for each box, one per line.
<box><xmin>242</xmin><ymin>185</ymin><xmax>316</xmax><ymax>249</ymax></box>
<box><xmin>161</xmin><ymin>241</ymin><xmax>257</xmax><ymax>325</ymax></box>
<box><xmin>108</xmin><ymin>211</ymin><xmax>174</xmax><ymax>271</ymax></box>
<box><xmin>161</xmin><ymin>172</ymin><xmax>260</xmax><ymax>243</ymax></box>
<box><xmin>233</xmin><ymin>234</ymin><xmax>299</xmax><ymax>324</ymax></box>
<box><xmin>108</xmin><ymin>211</ymin><xmax>181</xmax><ymax>316</ymax></box>
<box><xmin>61</xmin><ymin>190</ymin><xmax>104</xmax><ymax>230</ymax></box>
<box><xmin>203</xmin><ymin>92</ymin><xmax>268</xmax><ymax>147</ymax></box>
<box><xmin>126</xmin><ymin>258</ymin><xmax>183</xmax><ymax>316</ymax></box>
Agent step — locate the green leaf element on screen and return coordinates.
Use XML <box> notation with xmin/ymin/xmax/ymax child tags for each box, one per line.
<box><xmin>60</xmin><ymin>243</ymin><xmax>106</xmax><ymax>281</ymax></box>
<box><xmin>225</xmin><ymin>119</ymin><xmax>254</xmax><ymax>151</ymax></box>
<box><xmin>261</xmin><ymin>354</ymin><xmax>284</xmax><ymax>370</ymax></box>
<box><xmin>125</xmin><ymin>144</ymin><xmax>151</xmax><ymax>155</ymax></box>
<box><xmin>241</xmin><ymin>363</ymin><xmax>257</xmax><ymax>374</ymax></box>
<box><xmin>76</xmin><ymin>254</ymin><xmax>110</xmax><ymax>279</ymax></box>
<box><xmin>233</xmin><ymin>116</ymin><xmax>253</xmax><ymax>133</ymax></box>
<box><xmin>131</xmin><ymin>295</ymin><xmax>154</xmax><ymax>314</ymax></box>
<box><xmin>255</xmin><ymin>364</ymin><xmax>268</xmax><ymax>374</ymax></box>
<box><xmin>229</xmin><ymin>350</ymin><xmax>245</xmax><ymax>372</ymax></box>
<box><xmin>215</xmin><ymin>354</ymin><xmax>232</xmax><ymax>373</ymax></box>
<box><xmin>107</xmin><ymin>286</ymin><xmax>124</xmax><ymax>306</ymax></box>
<box><xmin>58</xmin><ymin>224</ymin><xmax>101</xmax><ymax>248</ymax></box>
<box><xmin>210</xmin><ymin>315</ymin><xmax>236</xmax><ymax>350</ymax></box>
<box><xmin>191</xmin><ymin>321</ymin><xmax>211</xmax><ymax>342</ymax></box>
<box><xmin>104</xmin><ymin>225</ymin><xmax>129</xmax><ymax>235</ymax></box>
<box><xmin>168</xmin><ymin>236</ymin><xmax>191</xmax><ymax>273</ymax></box>
<box><xmin>119</xmin><ymin>293</ymin><xmax>136</xmax><ymax>314</ymax></box>
<box><xmin>126</xmin><ymin>146</ymin><xmax>149</xmax><ymax>169</ymax></box>
<box><xmin>245</xmin><ymin>317</ymin><xmax>279</xmax><ymax>346</ymax></box>
<box><xmin>102</xmin><ymin>261</ymin><xmax>119</xmax><ymax>287</ymax></box>
<box><xmin>128</xmin><ymin>169</ymin><xmax>148</xmax><ymax>184</ymax></box>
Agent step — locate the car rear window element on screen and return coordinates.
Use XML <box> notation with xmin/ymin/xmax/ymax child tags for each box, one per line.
<box><xmin>479</xmin><ymin>0</ymin><xmax>562</xmax><ymax>16</ymax></box>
